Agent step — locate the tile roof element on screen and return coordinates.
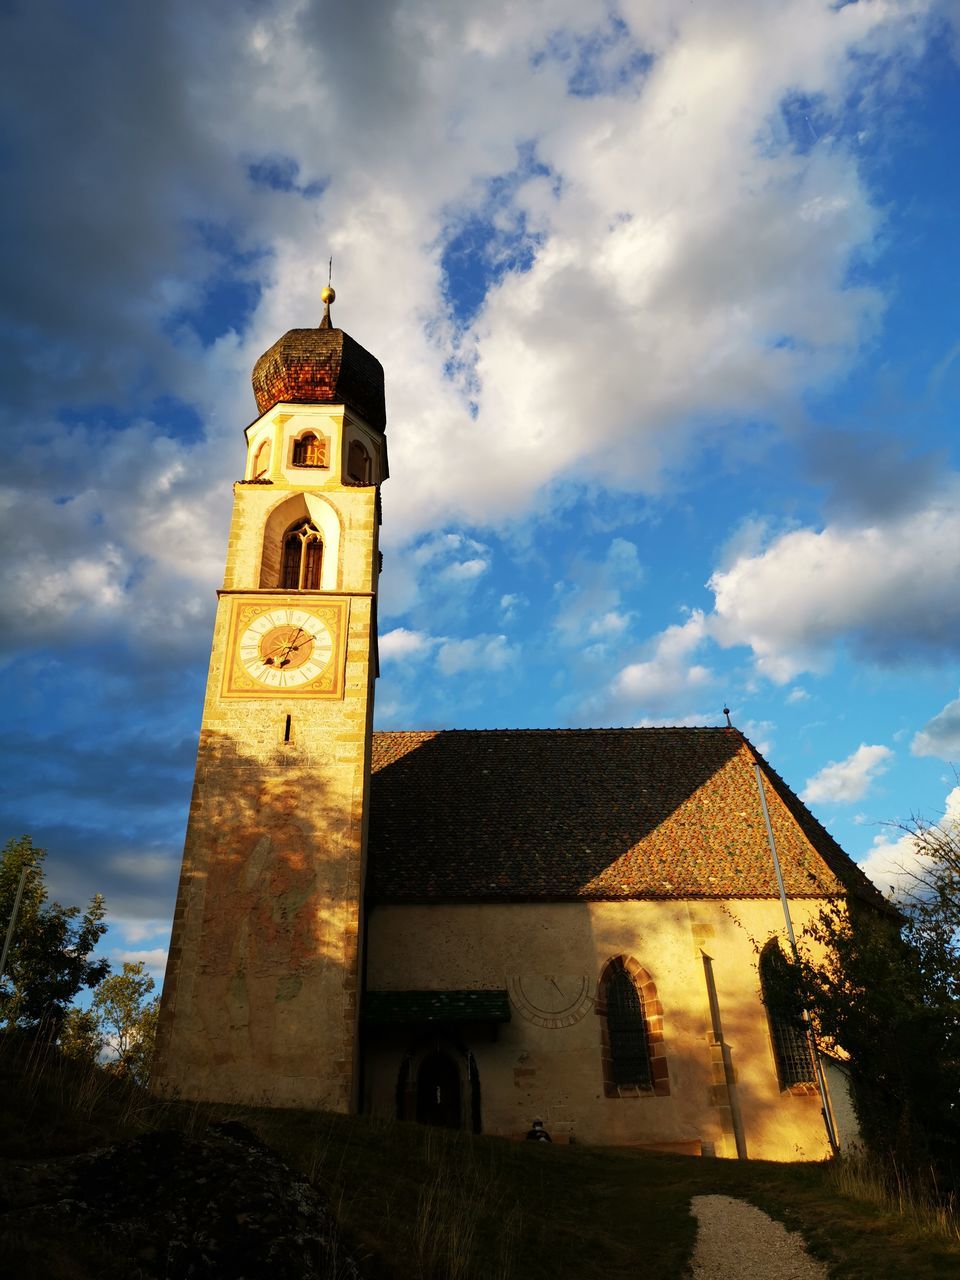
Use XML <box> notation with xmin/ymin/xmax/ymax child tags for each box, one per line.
<box><xmin>367</xmin><ymin>728</ymin><xmax>885</xmax><ymax>907</ymax></box>
<box><xmin>362</xmin><ymin>990</ymin><xmax>511</xmax><ymax>1025</ymax></box>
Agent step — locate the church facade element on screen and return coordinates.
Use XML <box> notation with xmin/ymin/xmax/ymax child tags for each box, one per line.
<box><xmin>152</xmin><ymin>297</ymin><xmax>878</xmax><ymax>1160</ymax></box>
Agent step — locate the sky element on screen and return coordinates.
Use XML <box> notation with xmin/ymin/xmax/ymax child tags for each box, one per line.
<box><xmin>2</xmin><ymin>0</ymin><xmax>960</xmax><ymax>986</ymax></box>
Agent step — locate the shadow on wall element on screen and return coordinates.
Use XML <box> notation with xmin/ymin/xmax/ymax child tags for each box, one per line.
<box><xmin>154</xmin><ymin>727</ymin><xmax>362</xmax><ymax>1099</ymax></box>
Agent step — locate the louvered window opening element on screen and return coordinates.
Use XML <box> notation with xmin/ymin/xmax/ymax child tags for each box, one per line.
<box><xmin>607</xmin><ymin>968</ymin><xmax>652</xmax><ymax>1088</ymax></box>
<box><xmin>347</xmin><ymin>439</ymin><xmax>371</xmax><ymax>483</ymax></box>
<box><xmin>281</xmin><ymin>522</ymin><xmax>323</xmax><ymax>590</ymax></box>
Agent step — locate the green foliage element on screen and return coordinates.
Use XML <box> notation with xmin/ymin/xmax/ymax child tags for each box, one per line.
<box><xmin>59</xmin><ymin>1006</ymin><xmax>103</xmax><ymax>1065</ymax></box>
<box><xmin>92</xmin><ymin>960</ymin><xmax>159</xmax><ymax>1085</ymax></box>
<box><xmin>792</xmin><ymin>805</ymin><xmax>960</xmax><ymax>1186</ymax></box>
<box><xmin>0</xmin><ymin>836</ymin><xmax>109</xmax><ymax>1032</ymax></box>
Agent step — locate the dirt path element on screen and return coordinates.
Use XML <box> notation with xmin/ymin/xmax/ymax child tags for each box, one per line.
<box><xmin>689</xmin><ymin>1194</ymin><xmax>827</xmax><ymax>1279</ymax></box>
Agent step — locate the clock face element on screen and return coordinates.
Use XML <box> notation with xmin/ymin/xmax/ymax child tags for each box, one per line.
<box><xmin>507</xmin><ymin>975</ymin><xmax>594</xmax><ymax>1029</ymax></box>
<box><xmin>221</xmin><ymin>597</ymin><xmax>349</xmax><ymax>699</ymax></box>
<box><xmin>238</xmin><ymin>607</ymin><xmax>334</xmax><ymax>688</ymax></box>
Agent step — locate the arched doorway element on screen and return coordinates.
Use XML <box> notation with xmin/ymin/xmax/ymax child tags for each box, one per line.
<box><xmin>415</xmin><ymin>1049</ymin><xmax>462</xmax><ymax>1128</ymax></box>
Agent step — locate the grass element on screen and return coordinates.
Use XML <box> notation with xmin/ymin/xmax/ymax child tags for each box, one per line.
<box><xmin>2</xmin><ymin>1037</ymin><xmax>959</xmax><ymax>1279</ymax></box>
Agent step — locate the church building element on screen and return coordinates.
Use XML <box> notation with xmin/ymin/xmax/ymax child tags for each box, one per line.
<box><xmin>152</xmin><ymin>295</ymin><xmax>881</xmax><ymax>1160</ymax></box>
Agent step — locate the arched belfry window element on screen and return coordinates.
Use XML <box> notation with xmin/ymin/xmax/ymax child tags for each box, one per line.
<box><xmin>759</xmin><ymin>941</ymin><xmax>815</xmax><ymax>1090</ymax></box>
<box><xmin>596</xmin><ymin>956</ymin><xmax>669</xmax><ymax>1098</ymax></box>
<box><xmin>347</xmin><ymin>439</ymin><xmax>372</xmax><ymax>484</ymax></box>
<box><xmin>280</xmin><ymin>520</ymin><xmax>323</xmax><ymax>590</ymax></box>
<box><xmin>292</xmin><ymin>432</ymin><xmax>328</xmax><ymax>468</ymax></box>
<box><xmin>253</xmin><ymin>441</ymin><xmax>270</xmax><ymax>478</ymax></box>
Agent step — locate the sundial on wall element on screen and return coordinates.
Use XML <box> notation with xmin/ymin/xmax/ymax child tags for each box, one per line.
<box><xmin>507</xmin><ymin>975</ymin><xmax>594</xmax><ymax>1029</ymax></box>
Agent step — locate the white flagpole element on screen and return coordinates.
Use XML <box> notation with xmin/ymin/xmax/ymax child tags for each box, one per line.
<box><xmin>753</xmin><ymin>762</ymin><xmax>839</xmax><ymax>1155</ymax></box>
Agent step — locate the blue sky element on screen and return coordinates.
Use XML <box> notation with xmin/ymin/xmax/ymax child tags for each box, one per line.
<box><xmin>2</xmin><ymin>0</ymin><xmax>960</xmax><ymax>983</ymax></box>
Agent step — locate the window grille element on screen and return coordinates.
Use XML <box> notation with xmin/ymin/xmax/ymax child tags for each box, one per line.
<box><xmin>281</xmin><ymin>521</ymin><xmax>323</xmax><ymax>590</ymax></box>
<box><xmin>760</xmin><ymin>944</ymin><xmax>815</xmax><ymax>1088</ymax></box>
<box><xmin>606</xmin><ymin>967</ymin><xmax>652</xmax><ymax>1088</ymax></box>
<box><xmin>292</xmin><ymin>433</ymin><xmax>327</xmax><ymax>467</ymax></box>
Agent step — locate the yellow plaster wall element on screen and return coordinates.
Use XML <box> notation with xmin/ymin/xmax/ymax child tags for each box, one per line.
<box><xmin>364</xmin><ymin>899</ymin><xmax>837</xmax><ymax>1159</ymax></box>
<box><xmin>243</xmin><ymin>404</ymin><xmax>384</xmax><ymax>490</ymax></box>
<box><xmin>152</xmin><ymin>404</ymin><xmax>381</xmax><ymax>1111</ymax></box>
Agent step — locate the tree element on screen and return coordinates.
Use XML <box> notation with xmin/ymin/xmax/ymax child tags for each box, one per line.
<box><xmin>59</xmin><ymin>1005</ymin><xmax>103</xmax><ymax>1064</ymax></box>
<box><xmin>896</xmin><ymin>804</ymin><xmax>960</xmax><ymax>1005</ymax></box>
<box><xmin>0</xmin><ymin>835</ymin><xmax>109</xmax><ymax>1033</ymax></box>
<box><xmin>91</xmin><ymin>960</ymin><xmax>159</xmax><ymax>1084</ymax></box>
<box><xmin>790</xmin><ymin>803</ymin><xmax>960</xmax><ymax>1186</ymax></box>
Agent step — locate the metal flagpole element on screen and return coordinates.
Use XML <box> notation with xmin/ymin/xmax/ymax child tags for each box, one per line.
<box><xmin>0</xmin><ymin>863</ymin><xmax>31</xmax><ymax>987</ymax></box>
<box><xmin>753</xmin><ymin>762</ymin><xmax>840</xmax><ymax>1155</ymax></box>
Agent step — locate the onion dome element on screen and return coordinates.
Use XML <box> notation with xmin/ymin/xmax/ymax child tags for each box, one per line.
<box><xmin>251</xmin><ymin>286</ymin><xmax>386</xmax><ymax>430</ymax></box>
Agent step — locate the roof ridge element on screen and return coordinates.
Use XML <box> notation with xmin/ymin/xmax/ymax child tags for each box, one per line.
<box><xmin>372</xmin><ymin>725</ymin><xmax>730</xmax><ymax>735</ymax></box>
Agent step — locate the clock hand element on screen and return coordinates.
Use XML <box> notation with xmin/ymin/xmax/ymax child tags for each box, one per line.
<box><xmin>286</xmin><ymin>633</ymin><xmax>317</xmax><ymax>653</ymax></box>
<box><xmin>550</xmin><ymin>977</ymin><xmax>565</xmax><ymax>997</ymax></box>
<box><xmin>262</xmin><ymin>638</ymin><xmax>296</xmax><ymax>666</ymax></box>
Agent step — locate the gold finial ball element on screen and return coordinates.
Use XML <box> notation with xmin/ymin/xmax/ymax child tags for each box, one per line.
<box><xmin>321</xmin><ymin>284</ymin><xmax>336</xmax><ymax>305</ymax></box>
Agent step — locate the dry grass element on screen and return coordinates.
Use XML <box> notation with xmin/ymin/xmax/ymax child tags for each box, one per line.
<box><xmin>3</xmin><ymin>1035</ymin><xmax>960</xmax><ymax>1279</ymax></box>
<box><xmin>829</xmin><ymin>1153</ymin><xmax>960</xmax><ymax>1246</ymax></box>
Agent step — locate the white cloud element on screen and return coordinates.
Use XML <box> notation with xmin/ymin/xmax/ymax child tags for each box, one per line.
<box><xmin>379</xmin><ymin>628</ymin><xmax>438</xmax><ymax>663</ymax></box>
<box><xmin>857</xmin><ymin>829</ymin><xmax>929</xmax><ymax>900</ymax></box>
<box><xmin>116</xmin><ymin>947</ymin><xmax>169</xmax><ymax>982</ymax></box>
<box><xmin>380</xmin><ymin>532</ymin><xmax>492</xmax><ymax>617</ymax></box>
<box><xmin>855</xmin><ymin>783</ymin><xmax>960</xmax><ymax>900</ymax></box>
<box><xmin>588</xmin><ymin>611</ymin><xmax>631</xmax><ymax>638</ymax></box>
<box><xmin>499</xmin><ymin>592</ymin><xmax>528</xmax><ymax>621</ymax></box>
<box><xmin>109</xmin><ymin>917</ymin><xmax>170</xmax><ymax>946</ymax></box>
<box><xmin>741</xmin><ymin>719</ymin><xmax>776</xmax><ymax>757</ymax></box>
<box><xmin>436</xmin><ymin>633</ymin><xmax>518</xmax><ymax>676</ymax></box>
<box><xmin>611</xmin><ymin>610</ymin><xmax>713</xmax><ymax>713</ymax></box>
<box><xmin>439</xmin><ymin>557</ymin><xmax>489</xmax><ymax>582</ymax></box>
<box><xmin>553</xmin><ymin>537</ymin><xmax>643</xmax><ymax>647</ymax></box>
<box><xmin>912</xmin><ymin>696</ymin><xmax>960</xmax><ymax>759</ymax></box>
<box><xmin>786</xmin><ymin>687</ymin><xmax>810</xmax><ymax>704</ymax></box>
<box><xmin>108</xmin><ymin>852</ymin><xmax>180</xmax><ymax>882</ymax></box>
<box><xmin>1</xmin><ymin>1</ymin><xmax>947</xmax><ymax>666</ymax></box>
<box><xmin>709</xmin><ymin>488</ymin><xmax>960</xmax><ymax>681</ymax></box>
<box><xmin>801</xmin><ymin>743</ymin><xmax>893</xmax><ymax>805</ymax></box>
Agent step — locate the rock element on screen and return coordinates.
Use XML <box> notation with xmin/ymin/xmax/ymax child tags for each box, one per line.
<box><xmin>0</xmin><ymin>1121</ymin><xmax>361</xmax><ymax>1278</ymax></box>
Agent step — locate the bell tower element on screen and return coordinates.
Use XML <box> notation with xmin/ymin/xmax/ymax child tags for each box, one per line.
<box><xmin>152</xmin><ymin>286</ymin><xmax>387</xmax><ymax>1110</ymax></box>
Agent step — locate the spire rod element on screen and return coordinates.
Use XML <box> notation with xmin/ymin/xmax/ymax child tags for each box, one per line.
<box><xmin>320</xmin><ymin>258</ymin><xmax>336</xmax><ymax>329</ymax></box>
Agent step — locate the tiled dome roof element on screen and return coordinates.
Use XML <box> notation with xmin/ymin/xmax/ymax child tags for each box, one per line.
<box><xmin>251</xmin><ymin>297</ymin><xmax>386</xmax><ymax>429</ymax></box>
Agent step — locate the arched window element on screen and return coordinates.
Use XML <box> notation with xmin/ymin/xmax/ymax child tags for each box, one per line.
<box><xmin>347</xmin><ymin>439</ymin><xmax>372</xmax><ymax>484</ymax></box>
<box><xmin>292</xmin><ymin>432</ymin><xmax>328</xmax><ymax>468</ymax></box>
<box><xmin>252</xmin><ymin>441</ymin><xmax>270</xmax><ymax>478</ymax></box>
<box><xmin>606</xmin><ymin>967</ymin><xmax>651</xmax><ymax>1087</ymax></box>
<box><xmin>759</xmin><ymin>942</ymin><xmax>815</xmax><ymax>1090</ymax></box>
<box><xmin>596</xmin><ymin>956</ymin><xmax>669</xmax><ymax>1097</ymax></box>
<box><xmin>280</xmin><ymin>521</ymin><xmax>323</xmax><ymax>590</ymax></box>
